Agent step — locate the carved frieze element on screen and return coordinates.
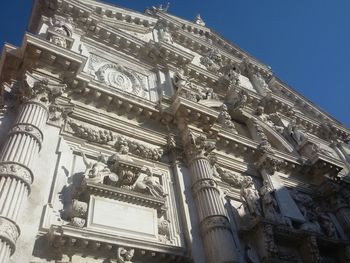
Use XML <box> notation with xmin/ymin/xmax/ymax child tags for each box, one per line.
<box><xmin>0</xmin><ymin>162</ymin><xmax>33</xmax><ymax>189</ymax></box>
<box><xmin>67</xmin><ymin>120</ymin><xmax>163</xmax><ymax>161</ymax></box>
<box><xmin>200</xmin><ymin>48</ymin><xmax>223</xmax><ymax>73</ymax></box>
<box><xmin>10</xmin><ymin>124</ymin><xmax>43</xmax><ymax>146</ymax></box>
<box><xmin>214</xmin><ymin>165</ymin><xmax>251</xmax><ymax>188</ymax></box>
<box><xmin>0</xmin><ymin>217</ymin><xmax>20</xmax><ymax>253</ymax></box>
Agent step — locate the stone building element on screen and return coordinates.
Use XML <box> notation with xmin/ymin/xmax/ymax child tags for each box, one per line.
<box><xmin>0</xmin><ymin>0</ymin><xmax>350</xmax><ymax>262</ymax></box>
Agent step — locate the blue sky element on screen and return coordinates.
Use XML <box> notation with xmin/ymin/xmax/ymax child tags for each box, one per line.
<box><xmin>1</xmin><ymin>0</ymin><xmax>349</xmax><ymax>128</ymax></box>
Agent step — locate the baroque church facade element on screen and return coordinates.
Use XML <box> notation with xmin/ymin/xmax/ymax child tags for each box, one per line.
<box><xmin>0</xmin><ymin>0</ymin><xmax>350</xmax><ymax>262</ymax></box>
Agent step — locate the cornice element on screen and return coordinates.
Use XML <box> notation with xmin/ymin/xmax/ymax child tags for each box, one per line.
<box><xmin>48</xmin><ymin>225</ymin><xmax>188</xmax><ymax>260</ymax></box>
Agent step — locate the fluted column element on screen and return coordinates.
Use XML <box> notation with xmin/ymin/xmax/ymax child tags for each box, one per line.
<box><xmin>182</xmin><ymin>129</ymin><xmax>240</xmax><ymax>263</ymax></box>
<box><xmin>0</xmin><ymin>83</ymin><xmax>49</xmax><ymax>262</ymax></box>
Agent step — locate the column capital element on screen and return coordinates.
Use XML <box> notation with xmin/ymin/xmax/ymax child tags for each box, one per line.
<box><xmin>181</xmin><ymin>127</ymin><xmax>216</xmax><ymax>163</ymax></box>
<box><xmin>23</xmin><ymin>72</ymin><xmax>66</xmax><ymax>106</ymax></box>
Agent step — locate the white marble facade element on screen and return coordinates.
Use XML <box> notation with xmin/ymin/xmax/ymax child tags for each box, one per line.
<box><xmin>0</xmin><ymin>1</ymin><xmax>350</xmax><ymax>263</ymax></box>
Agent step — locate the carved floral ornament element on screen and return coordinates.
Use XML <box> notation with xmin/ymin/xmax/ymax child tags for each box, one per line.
<box><xmin>67</xmin><ymin>119</ymin><xmax>163</xmax><ymax>161</ymax></box>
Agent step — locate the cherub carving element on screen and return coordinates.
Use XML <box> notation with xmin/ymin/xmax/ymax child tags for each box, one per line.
<box><xmin>115</xmin><ymin>247</ymin><xmax>134</xmax><ymax>263</ymax></box>
<box><xmin>82</xmin><ymin>152</ymin><xmax>118</xmax><ymax>185</ymax></box>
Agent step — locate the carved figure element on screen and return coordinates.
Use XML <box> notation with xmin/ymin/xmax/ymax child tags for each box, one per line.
<box><xmin>116</xmin><ymin>247</ymin><xmax>135</xmax><ymax>263</ymax></box>
<box><xmin>134</xmin><ymin>167</ymin><xmax>166</xmax><ymax>198</ymax></box>
<box><xmin>158</xmin><ymin>218</ymin><xmax>170</xmax><ymax>236</ymax></box>
<box><xmin>318</xmin><ymin>213</ymin><xmax>337</xmax><ymax>238</ymax></box>
<box><xmin>255</xmin><ymin>106</ymin><xmax>275</xmax><ymax>128</ymax></box>
<box><xmin>200</xmin><ymin>49</ymin><xmax>222</xmax><ymax>73</ymax></box>
<box><xmin>49</xmin><ymin>16</ymin><xmax>73</xmax><ymax>48</ymax></box>
<box><xmin>260</xmin><ymin>185</ymin><xmax>279</xmax><ymax>222</ymax></box>
<box><xmin>227</xmin><ymin>89</ymin><xmax>247</xmax><ymax>113</ymax></box>
<box><xmin>158</xmin><ymin>24</ymin><xmax>172</xmax><ymax>43</ymax></box>
<box><xmin>82</xmin><ymin>152</ymin><xmax>118</xmax><ymax>185</ymax></box>
<box><xmin>252</xmin><ymin>73</ymin><xmax>270</xmax><ymax>96</ymax></box>
<box><xmin>240</xmin><ymin>178</ymin><xmax>261</xmax><ymax>217</ymax></box>
<box><xmin>290</xmin><ymin>189</ymin><xmax>313</xmax><ymax>218</ymax></box>
<box><xmin>173</xmin><ymin>68</ymin><xmax>189</xmax><ymax>91</ymax></box>
<box><xmin>286</xmin><ymin>120</ymin><xmax>308</xmax><ymax>146</ymax></box>
<box><xmin>217</xmin><ymin>104</ymin><xmax>237</xmax><ymax>132</ymax></box>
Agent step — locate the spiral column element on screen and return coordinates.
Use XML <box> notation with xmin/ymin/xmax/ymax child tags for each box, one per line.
<box><xmin>0</xmin><ymin>100</ymin><xmax>48</xmax><ymax>263</ymax></box>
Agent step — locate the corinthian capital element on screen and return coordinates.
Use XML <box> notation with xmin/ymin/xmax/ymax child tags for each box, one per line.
<box><xmin>24</xmin><ymin>72</ymin><xmax>66</xmax><ymax>105</ymax></box>
<box><xmin>182</xmin><ymin>128</ymin><xmax>216</xmax><ymax>161</ymax></box>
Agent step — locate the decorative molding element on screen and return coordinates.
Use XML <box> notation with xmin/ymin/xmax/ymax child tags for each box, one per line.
<box><xmin>0</xmin><ymin>217</ymin><xmax>20</xmax><ymax>254</ymax></box>
<box><xmin>0</xmin><ymin>162</ymin><xmax>33</xmax><ymax>190</ymax></box>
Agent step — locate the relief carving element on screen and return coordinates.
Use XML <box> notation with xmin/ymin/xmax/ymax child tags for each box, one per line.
<box><xmin>88</xmin><ymin>55</ymin><xmax>148</xmax><ymax>99</ymax></box>
<box><xmin>200</xmin><ymin>48</ymin><xmax>223</xmax><ymax>73</ymax></box>
<box><xmin>0</xmin><ymin>217</ymin><xmax>20</xmax><ymax>252</ymax></box>
<box><xmin>0</xmin><ymin>162</ymin><xmax>33</xmax><ymax>188</ymax></box>
<box><xmin>214</xmin><ymin>164</ymin><xmax>251</xmax><ymax>188</ymax></box>
<box><xmin>115</xmin><ymin>247</ymin><xmax>135</xmax><ymax>263</ymax></box>
<box><xmin>217</xmin><ymin>104</ymin><xmax>237</xmax><ymax>133</ymax></box>
<box><xmin>48</xmin><ymin>15</ymin><xmax>74</xmax><ymax>48</ymax></box>
<box><xmin>24</xmin><ymin>73</ymin><xmax>66</xmax><ymax>105</ymax></box>
<box><xmin>134</xmin><ymin>167</ymin><xmax>166</xmax><ymax>198</ymax></box>
<box><xmin>68</xmin><ymin>121</ymin><xmax>163</xmax><ymax>161</ymax></box>
<box><xmin>158</xmin><ymin>218</ymin><xmax>171</xmax><ymax>243</ymax></box>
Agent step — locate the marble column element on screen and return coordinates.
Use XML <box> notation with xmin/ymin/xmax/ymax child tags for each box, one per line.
<box><xmin>183</xmin><ymin>130</ymin><xmax>240</xmax><ymax>263</ymax></box>
<box><xmin>0</xmin><ymin>100</ymin><xmax>48</xmax><ymax>263</ymax></box>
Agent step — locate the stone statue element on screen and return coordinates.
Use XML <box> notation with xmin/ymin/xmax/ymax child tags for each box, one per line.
<box><xmin>217</xmin><ymin>104</ymin><xmax>237</xmax><ymax>132</ymax></box>
<box><xmin>260</xmin><ymin>185</ymin><xmax>279</xmax><ymax>222</ymax></box>
<box><xmin>173</xmin><ymin>68</ymin><xmax>189</xmax><ymax>91</ymax></box>
<box><xmin>82</xmin><ymin>152</ymin><xmax>118</xmax><ymax>185</ymax></box>
<box><xmin>251</xmin><ymin>72</ymin><xmax>270</xmax><ymax>96</ymax></box>
<box><xmin>227</xmin><ymin>89</ymin><xmax>248</xmax><ymax>113</ymax></box>
<box><xmin>134</xmin><ymin>167</ymin><xmax>166</xmax><ymax>198</ymax></box>
<box><xmin>240</xmin><ymin>178</ymin><xmax>261</xmax><ymax>217</ymax></box>
<box><xmin>255</xmin><ymin>106</ymin><xmax>275</xmax><ymax>128</ymax></box>
<box><xmin>286</xmin><ymin>120</ymin><xmax>308</xmax><ymax>146</ymax></box>
<box><xmin>116</xmin><ymin>247</ymin><xmax>135</xmax><ymax>263</ymax></box>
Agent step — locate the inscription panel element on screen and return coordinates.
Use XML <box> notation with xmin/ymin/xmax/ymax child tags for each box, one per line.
<box><xmin>87</xmin><ymin>196</ymin><xmax>158</xmax><ymax>240</ymax></box>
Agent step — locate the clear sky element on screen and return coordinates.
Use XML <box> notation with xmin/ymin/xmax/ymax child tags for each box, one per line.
<box><xmin>1</xmin><ymin>0</ymin><xmax>349</xmax><ymax>128</ymax></box>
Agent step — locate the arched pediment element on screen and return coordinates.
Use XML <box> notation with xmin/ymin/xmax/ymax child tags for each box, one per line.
<box><xmin>243</xmin><ymin>112</ymin><xmax>295</xmax><ymax>153</ymax></box>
